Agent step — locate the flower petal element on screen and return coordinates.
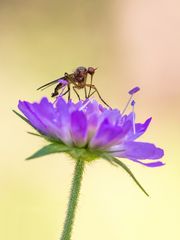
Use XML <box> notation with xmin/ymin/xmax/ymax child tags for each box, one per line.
<box><xmin>36</xmin><ymin>97</ymin><xmax>55</xmax><ymax>119</ymax></box>
<box><xmin>70</xmin><ymin>111</ymin><xmax>88</xmax><ymax>147</ymax></box>
<box><xmin>54</xmin><ymin>97</ymin><xmax>72</xmax><ymax>145</ymax></box>
<box><xmin>18</xmin><ymin>100</ymin><xmax>48</xmax><ymax>134</ymax></box>
<box><xmin>19</xmin><ymin>97</ymin><xmax>73</xmax><ymax>145</ymax></box>
<box><xmin>126</xmin><ymin>158</ymin><xmax>165</xmax><ymax>167</ymax></box>
<box><xmin>89</xmin><ymin>119</ymin><xmax>123</xmax><ymax>149</ymax></box>
<box><xmin>114</xmin><ymin>141</ymin><xmax>164</xmax><ymax>160</ymax></box>
<box><xmin>127</xmin><ymin>117</ymin><xmax>152</xmax><ymax>141</ymax></box>
<box><xmin>135</xmin><ymin>117</ymin><xmax>151</xmax><ymax>137</ymax></box>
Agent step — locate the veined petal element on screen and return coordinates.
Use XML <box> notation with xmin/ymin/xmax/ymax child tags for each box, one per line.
<box><xmin>70</xmin><ymin>111</ymin><xmax>88</xmax><ymax>147</ymax></box>
<box><xmin>89</xmin><ymin>119</ymin><xmax>123</xmax><ymax>149</ymax></box>
<box><xmin>113</xmin><ymin>141</ymin><xmax>164</xmax><ymax>160</ymax></box>
<box><xmin>32</xmin><ymin>98</ymin><xmax>72</xmax><ymax>144</ymax></box>
<box><xmin>34</xmin><ymin>98</ymin><xmax>62</xmax><ymax>138</ymax></box>
<box><xmin>135</xmin><ymin>118</ymin><xmax>151</xmax><ymax>136</ymax></box>
<box><xmin>36</xmin><ymin>97</ymin><xmax>55</xmax><ymax>118</ymax></box>
<box><xmin>125</xmin><ymin>158</ymin><xmax>165</xmax><ymax>167</ymax></box>
<box><xmin>85</xmin><ymin>100</ymin><xmax>102</xmax><ymax>137</ymax></box>
<box><xmin>54</xmin><ymin>97</ymin><xmax>72</xmax><ymax>145</ymax></box>
<box><xmin>129</xmin><ymin>118</ymin><xmax>152</xmax><ymax>141</ymax></box>
<box><xmin>18</xmin><ymin>100</ymin><xmax>48</xmax><ymax>134</ymax></box>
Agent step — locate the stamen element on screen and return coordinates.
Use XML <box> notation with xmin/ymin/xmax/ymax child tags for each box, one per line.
<box><xmin>79</xmin><ymin>97</ymin><xmax>94</xmax><ymax>111</ymax></box>
<box><xmin>131</xmin><ymin>100</ymin><xmax>135</xmax><ymax>106</ymax></box>
<box><xmin>121</xmin><ymin>94</ymin><xmax>133</xmax><ymax>115</ymax></box>
<box><xmin>121</xmin><ymin>86</ymin><xmax>140</xmax><ymax>115</ymax></box>
<box><xmin>131</xmin><ymin>100</ymin><xmax>136</xmax><ymax>134</ymax></box>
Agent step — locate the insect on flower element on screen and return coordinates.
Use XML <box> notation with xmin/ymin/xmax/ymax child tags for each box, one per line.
<box><xmin>37</xmin><ymin>66</ymin><xmax>110</xmax><ymax>108</ymax></box>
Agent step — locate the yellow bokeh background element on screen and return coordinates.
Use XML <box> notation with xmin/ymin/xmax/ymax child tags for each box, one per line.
<box><xmin>1</xmin><ymin>0</ymin><xmax>180</xmax><ymax>239</ymax></box>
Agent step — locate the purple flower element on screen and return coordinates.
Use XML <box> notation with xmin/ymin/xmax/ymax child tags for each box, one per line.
<box><xmin>18</xmin><ymin>96</ymin><xmax>164</xmax><ymax>167</ymax></box>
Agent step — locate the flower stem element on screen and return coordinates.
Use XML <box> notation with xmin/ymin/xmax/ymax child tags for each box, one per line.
<box><xmin>60</xmin><ymin>159</ymin><xmax>85</xmax><ymax>240</ymax></box>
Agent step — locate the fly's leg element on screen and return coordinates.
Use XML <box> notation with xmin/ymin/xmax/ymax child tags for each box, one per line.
<box><xmin>87</xmin><ymin>74</ymin><xmax>94</xmax><ymax>98</ymax></box>
<box><xmin>88</xmin><ymin>90</ymin><xmax>96</xmax><ymax>97</ymax></box>
<box><xmin>53</xmin><ymin>89</ymin><xmax>69</xmax><ymax>105</ymax></box>
<box><xmin>73</xmin><ymin>86</ymin><xmax>81</xmax><ymax>100</ymax></box>
<box><xmin>84</xmin><ymin>86</ymin><xmax>87</xmax><ymax>99</ymax></box>
<box><xmin>83</xmin><ymin>75</ymin><xmax>88</xmax><ymax>99</ymax></box>
<box><xmin>61</xmin><ymin>89</ymin><xmax>69</xmax><ymax>97</ymax></box>
<box><xmin>86</xmin><ymin>84</ymin><xmax>110</xmax><ymax>108</ymax></box>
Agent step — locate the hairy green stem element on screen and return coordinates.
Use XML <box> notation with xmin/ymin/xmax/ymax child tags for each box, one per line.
<box><xmin>60</xmin><ymin>159</ymin><xmax>85</xmax><ymax>240</ymax></box>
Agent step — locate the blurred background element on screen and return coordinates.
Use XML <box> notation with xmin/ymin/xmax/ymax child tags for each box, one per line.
<box><xmin>0</xmin><ymin>0</ymin><xmax>180</xmax><ymax>239</ymax></box>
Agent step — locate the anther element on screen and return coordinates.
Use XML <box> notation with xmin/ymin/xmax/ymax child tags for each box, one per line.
<box><xmin>131</xmin><ymin>100</ymin><xmax>135</xmax><ymax>106</ymax></box>
<box><xmin>128</xmin><ymin>86</ymin><xmax>140</xmax><ymax>95</ymax></box>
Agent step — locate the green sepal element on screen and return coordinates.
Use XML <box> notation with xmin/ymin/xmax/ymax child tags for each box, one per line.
<box><xmin>69</xmin><ymin>148</ymin><xmax>101</xmax><ymax>162</ymax></box>
<box><xmin>26</xmin><ymin>141</ymin><xmax>101</xmax><ymax>162</ymax></box>
<box><xmin>13</xmin><ymin>110</ymin><xmax>42</xmax><ymax>135</ymax></box>
<box><xmin>27</xmin><ymin>132</ymin><xmax>42</xmax><ymax>137</ymax></box>
<box><xmin>13</xmin><ymin>110</ymin><xmax>33</xmax><ymax>127</ymax></box>
<box><xmin>26</xmin><ymin>143</ymin><xmax>70</xmax><ymax>160</ymax></box>
<box><xmin>102</xmin><ymin>154</ymin><xmax>149</xmax><ymax>197</ymax></box>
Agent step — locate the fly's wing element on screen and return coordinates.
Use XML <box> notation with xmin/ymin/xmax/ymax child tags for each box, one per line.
<box><xmin>37</xmin><ymin>73</ymin><xmax>74</xmax><ymax>91</ymax></box>
<box><xmin>36</xmin><ymin>74</ymin><xmax>72</xmax><ymax>91</ymax></box>
<box><xmin>37</xmin><ymin>78</ymin><xmax>63</xmax><ymax>91</ymax></box>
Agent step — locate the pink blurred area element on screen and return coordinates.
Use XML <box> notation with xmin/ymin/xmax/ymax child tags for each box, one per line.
<box><xmin>115</xmin><ymin>0</ymin><xmax>180</xmax><ymax>99</ymax></box>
